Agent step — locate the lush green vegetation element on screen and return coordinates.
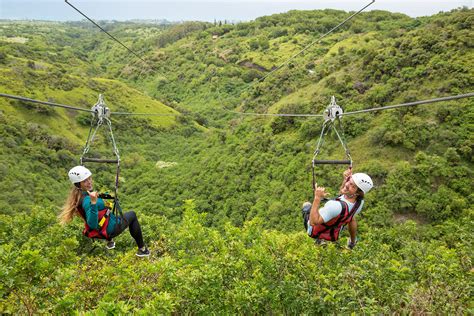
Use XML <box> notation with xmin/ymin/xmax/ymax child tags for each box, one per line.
<box><xmin>0</xmin><ymin>7</ymin><xmax>473</xmax><ymax>313</ymax></box>
<box><xmin>1</xmin><ymin>204</ymin><xmax>471</xmax><ymax>314</ymax></box>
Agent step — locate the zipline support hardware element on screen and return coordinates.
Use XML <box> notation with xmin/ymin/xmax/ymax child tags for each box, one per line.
<box><xmin>312</xmin><ymin>96</ymin><xmax>352</xmax><ymax>190</ymax></box>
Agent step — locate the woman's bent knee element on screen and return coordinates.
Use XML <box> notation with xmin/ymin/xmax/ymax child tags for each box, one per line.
<box><xmin>124</xmin><ymin>210</ymin><xmax>137</xmax><ymax>220</ymax></box>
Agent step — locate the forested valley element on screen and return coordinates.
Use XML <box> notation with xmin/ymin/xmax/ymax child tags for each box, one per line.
<box><xmin>0</xmin><ymin>7</ymin><xmax>472</xmax><ymax>314</ymax></box>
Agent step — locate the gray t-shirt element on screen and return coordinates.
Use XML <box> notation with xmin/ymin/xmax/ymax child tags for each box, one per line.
<box><xmin>319</xmin><ymin>196</ymin><xmax>364</xmax><ymax>223</ymax></box>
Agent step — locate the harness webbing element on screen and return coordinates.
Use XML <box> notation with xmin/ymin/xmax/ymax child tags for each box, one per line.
<box><xmin>312</xmin><ymin>198</ymin><xmax>362</xmax><ymax>241</ymax></box>
<box><xmin>80</xmin><ymin>95</ymin><xmax>124</xmax><ymax>223</ymax></box>
<box><xmin>311</xmin><ymin>97</ymin><xmax>352</xmax><ymax>194</ymax></box>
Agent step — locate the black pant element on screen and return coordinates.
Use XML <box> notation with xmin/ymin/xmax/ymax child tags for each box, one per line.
<box><xmin>110</xmin><ymin>211</ymin><xmax>145</xmax><ymax>249</ymax></box>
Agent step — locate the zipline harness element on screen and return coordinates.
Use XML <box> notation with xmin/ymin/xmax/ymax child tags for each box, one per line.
<box><xmin>311</xmin><ymin>96</ymin><xmax>352</xmax><ymax>191</ymax></box>
<box><xmin>80</xmin><ymin>94</ymin><xmax>125</xmax><ymax>225</ymax></box>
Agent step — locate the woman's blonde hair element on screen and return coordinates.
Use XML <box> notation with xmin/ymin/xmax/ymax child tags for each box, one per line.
<box><xmin>58</xmin><ymin>186</ymin><xmax>83</xmax><ymax>225</ymax></box>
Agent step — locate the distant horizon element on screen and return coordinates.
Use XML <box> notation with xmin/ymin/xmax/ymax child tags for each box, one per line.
<box><xmin>1</xmin><ymin>0</ymin><xmax>472</xmax><ymax>23</ymax></box>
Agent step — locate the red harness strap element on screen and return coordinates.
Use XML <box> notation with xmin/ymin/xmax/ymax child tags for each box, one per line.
<box><xmin>308</xmin><ymin>197</ymin><xmax>362</xmax><ymax>241</ymax></box>
<box><xmin>77</xmin><ymin>197</ymin><xmax>111</xmax><ymax>240</ymax></box>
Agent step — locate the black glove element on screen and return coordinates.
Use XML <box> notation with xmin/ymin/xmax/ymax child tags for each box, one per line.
<box><xmin>347</xmin><ymin>238</ymin><xmax>357</xmax><ymax>250</ymax></box>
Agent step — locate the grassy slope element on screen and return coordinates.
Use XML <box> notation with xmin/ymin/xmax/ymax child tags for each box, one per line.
<box><xmin>0</xmin><ymin>43</ymin><xmax>179</xmax><ymax>145</ymax></box>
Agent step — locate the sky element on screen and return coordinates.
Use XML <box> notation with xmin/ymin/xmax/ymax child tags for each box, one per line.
<box><xmin>0</xmin><ymin>0</ymin><xmax>472</xmax><ymax>22</ymax></box>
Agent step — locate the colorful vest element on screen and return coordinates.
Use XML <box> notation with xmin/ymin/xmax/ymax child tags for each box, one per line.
<box><xmin>308</xmin><ymin>197</ymin><xmax>362</xmax><ymax>241</ymax></box>
<box><xmin>77</xmin><ymin>196</ymin><xmax>111</xmax><ymax>240</ymax></box>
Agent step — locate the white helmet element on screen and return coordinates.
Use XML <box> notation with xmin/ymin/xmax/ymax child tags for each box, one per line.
<box><xmin>68</xmin><ymin>166</ymin><xmax>92</xmax><ymax>184</ymax></box>
<box><xmin>352</xmin><ymin>173</ymin><xmax>373</xmax><ymax>194</ymax></box>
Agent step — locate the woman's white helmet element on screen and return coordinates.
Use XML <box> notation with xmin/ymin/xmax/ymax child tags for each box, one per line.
<box><xmin>352</xmin><ymin>173</ymin><xmax>373</xmax><ymax>194</ymax></box>
<box><xmin>68</xmin><ymin>166</ymin><xmax>92</xmax><ymax>184</ymax></box>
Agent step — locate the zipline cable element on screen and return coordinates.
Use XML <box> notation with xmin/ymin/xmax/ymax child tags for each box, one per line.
<box><xmin>340</xmin><ymin>92</ymin><xmax>474</xmax><ymax>116</ymax></box>
<box><xmin>0</xmin><ymin>93</ymin><xmax>94</xmax><ymax>113</ymax></box>
<box><xmin>64</xmin><ymin>0</ymin><xmax>373</xmax><ymax>117</ymax></box>
<box><xmin>230</xmin><ymin>92</ymin><xmax>474</xmax><ymax>118</ymax></box>
<box><xmin>111</xmin><ymin>112</ymin><xmax>179</xmax><ymax>116</ymax></box>
<box><xmin>229</xmin><ymin>111</ymin><xmax>323</xmax><ymax>118</ymax></box>
<box><xmin>3</xmin><ymin>92</ymin><xmax>473</xmax><ymax>118</ymax></box>
<box><xmin>65</xmin><ymin>0</ymin><xmax>152</xmax><ymax>67</ymax></box>
<box><xmin>66</xmin><ymin>0</ymin><xmax>373</xmax><ymax>109</ymax></box>
<box><xmin>0</xmin><ymin>93</ymin><xmax>179</xmax><ymax>117</ymax></box>
<box><xmin>228</xmin><ymin>0</ymin><xmax>375</xmax><ymax>117</ymax></box>
<box><xmin>238</xmin><ymin>0</ymin><xmax>375</xmax><ymax>95</ymax></box>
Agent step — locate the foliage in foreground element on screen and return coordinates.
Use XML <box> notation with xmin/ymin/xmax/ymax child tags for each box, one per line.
<box><xmin>0</xmin><ymin>202</ymin><xmax>471</xmax><ymax>314</ymax></box>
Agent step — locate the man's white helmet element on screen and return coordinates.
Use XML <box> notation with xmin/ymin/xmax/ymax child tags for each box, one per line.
<box><xmin>68</xmin><ymin>166</ymin><xmax>92</xmax><ymax>184</ymax></box>
<box><xmin>352</xmin><ymin>173</ymin><xmax>373</xmax><ymax>194</ymax></box>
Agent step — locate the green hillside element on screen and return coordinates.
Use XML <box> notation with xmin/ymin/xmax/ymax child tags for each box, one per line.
<box><xmin>0</xmin><ymin>21</ymin><xmax>180</xmax><ymax>136</ymax></box>
<box><xmin>0</xmin><ymin>8</ymin><xmax>473</xmax><ymax>314</ymax></box>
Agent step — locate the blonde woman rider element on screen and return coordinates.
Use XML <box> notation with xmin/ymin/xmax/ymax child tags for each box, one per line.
<box><xmin>59</xmin><ymin>166</ymin><xmax>150</xmax><ymax>257</ymax></box>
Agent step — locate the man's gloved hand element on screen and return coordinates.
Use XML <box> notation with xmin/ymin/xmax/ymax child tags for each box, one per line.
<box><xmin>347</xmin><ymin>237</ymin><xmax>357</xmax><ymax>250</ymax></box>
